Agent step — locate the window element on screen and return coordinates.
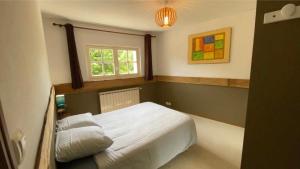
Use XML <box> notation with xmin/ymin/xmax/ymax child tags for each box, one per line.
<box><xmin>118</xmin><ymin>49</ymin><xmax>138</xmax><ymax>75</ymax></box>
<box><xmin>88</xmin><ymin>46</ymin><xmax>140</xmax><ymax>80</ymax></box>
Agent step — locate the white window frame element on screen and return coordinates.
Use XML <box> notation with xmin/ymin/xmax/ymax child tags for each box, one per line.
<box><xmin>86</xmin><ymin>45</ymin><xmax>141</xmax><ymax>81</ymax></box>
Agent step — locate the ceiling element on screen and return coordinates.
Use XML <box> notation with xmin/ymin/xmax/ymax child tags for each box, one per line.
<box><xmin>39</xmin><ymin>0</ymin><xmax>256</xmax><ymax>32</ymax></box>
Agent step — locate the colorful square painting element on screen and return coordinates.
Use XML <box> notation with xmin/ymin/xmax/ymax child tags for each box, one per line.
<box><xmin>188</xmin><ymin>27</ymin><xmax>231</xmax><ymax>64</ymax></box>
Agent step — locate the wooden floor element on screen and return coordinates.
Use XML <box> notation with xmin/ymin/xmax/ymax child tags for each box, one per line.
<box><xmin>160</xmin><ymin>115</ymin><xmax>244</xmax><ymax>169</ymax></box>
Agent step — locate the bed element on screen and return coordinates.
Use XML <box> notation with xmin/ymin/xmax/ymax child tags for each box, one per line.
<box><xmin>92</xmin><ymin>102</ymin><xmax>197</xmax><ymax>169</ymax></box>
<box><xmin>36</xmin><ymin>90</ymin><xmax>197</xmax><ymax>169</ymax></box>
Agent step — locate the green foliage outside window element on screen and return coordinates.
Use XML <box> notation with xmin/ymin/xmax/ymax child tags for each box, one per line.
<box><xmin>91</xmin><ymin>62</ymin><xmax>102</xmax><ymax>75</ymax></box>
<box><xmin>89</xmin><ymin>48</ymin><xmax>114</xmax><ymax>76</ymax></box>
<box><xmin>119</xmin><ymin>62</ymin><xmax>128</xmax><ymax>74</ymax></box>
<box><xmin>128</xmin><ymin>50</ymin><xmax>136</xmax><ymax>62</ymax></box>
<box><xmin>102</xmin><ymin>49</ymin><xmax>113</xmax><ymax>62</ymax></box>
<box><xmin>89</xmin><ymin>48</ymin><xmax>101</xmax><ymax>61</ymax></box>
<box><xmin>128</xmin><ymin>63</ymin><xmax>135</xmax><ymax>73</ymax></box>
<box><xmin>118</xmin><ymin>50</ymin><xmax>137</xmax><ymax>74</ymax></box>
<box><xmin>104</xmin><ymin>63</ymin><xmax>114</xmax><ymax>75</ymax></box>
<box><xmin>89</xmin><ymin>47</ymin><xmax>138</xmax><ymax>77</ymax></box>
<box><xmin>118</xmin><ymin>50</ymin><xmax>127</xmax><ymax>62</ymax></box>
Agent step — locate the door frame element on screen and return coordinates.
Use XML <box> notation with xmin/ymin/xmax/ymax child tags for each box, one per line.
<box><xmin>0</xmin><ymin>100</ymin><xmax>17</xmax><ymax>169</ymax></box>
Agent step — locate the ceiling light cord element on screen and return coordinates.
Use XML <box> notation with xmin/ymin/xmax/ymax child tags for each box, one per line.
<box><xmin>164</xmin><ymin>0</ymin><xmax>168</xmax><ymax>6</ymax></box>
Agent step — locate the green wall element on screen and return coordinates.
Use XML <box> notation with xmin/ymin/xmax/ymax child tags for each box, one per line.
<box><xmin>65</xmin><ymin>83</ymin><xmax>158</xmax><ymax>115</ymax></box>
<box><xmin>65</xmin><ymin>82</ymin><xmax>248</xmax><ymax>127</ymax></box>
<box><xmin>156</xmin><ymin>82</ymin><xmax>248</xmax><ymax>127</ymax></box>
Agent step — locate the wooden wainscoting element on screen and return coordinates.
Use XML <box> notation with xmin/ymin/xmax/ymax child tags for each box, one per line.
<box><xmin>54</xmin><ymin>76</ymin><xmax>249</xmax><ymax>94</ymax></box>
<box><xmin>156</xmin><ymin>76</ymin><xmax>228</xmax><ymax>86</ymax></box>
<box><xmin>228</xmin><ymin>79</ymin><xmax>250</xmax><ymax>88</ymax></box>
<box><xmin>35</xmin><ymin>87</ymin><xmax>56</xmax><ymax>169</ymax></box>
<box><xmin>157</xmin><ymin>76</ymin><xmax>250</xmax><ymax>89</ymax></box>
<box><xmin>55</xmin><ymin>77</ymin><xmax>156</xmax><ymax>94</ymax></box>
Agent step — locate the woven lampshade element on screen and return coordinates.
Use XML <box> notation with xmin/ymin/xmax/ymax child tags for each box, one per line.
<box><xmin>155</xmin><ymin>7</ymin><xmax>177</xmax><ymax>28</ymax></box>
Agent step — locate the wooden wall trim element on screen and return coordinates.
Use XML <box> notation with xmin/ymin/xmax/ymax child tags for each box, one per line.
<box><xmin>156</xmin><ymin>75</ymin><xmax>250</xmax><ymax>89</ymax></box>
<box><xmin>55</xmin><ymin>77</ymin><xmax>156</xmax><ymax>94</ymax></box>
<box><xmin>55</xmin><ymin>76</ymin><xmax>249</xmax><ymax>94</ymax></box>
<box><xmin>35</xmin><ymin>87</ymin><xmax>56</xmax><ymax>169</ymax></box>
<box><xmin>228</xmin><ymin>79</ymin><xmax>250</xmax><ymax>88</ymax></box>
<box><xmin>157</xmin><ymin>75</ymin><xmax>228</xmax><ymax>86</ymax></box>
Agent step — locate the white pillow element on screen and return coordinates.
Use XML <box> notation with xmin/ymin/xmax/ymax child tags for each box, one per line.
<box><xmin>56</xmin><ymin>113</ymin><xmax>100</xmax><ymax>131</ymax></box>
<box><xmin>55</xmin><ymin>126</ymin><xmax>113</xmax><ymax>162</ymax></box>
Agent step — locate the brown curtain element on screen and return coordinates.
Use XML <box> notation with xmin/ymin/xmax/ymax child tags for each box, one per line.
<box><xmin>144</xmin><ymin>34</ymin><xmax>153</xmax><ymax>80</ymax></box>
<box><xmin>64</xmin><ymin>23</ymin><xmax>84</xmax><ymax>89</ymax></box>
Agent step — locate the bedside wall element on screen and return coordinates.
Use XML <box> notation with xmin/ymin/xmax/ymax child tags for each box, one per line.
<box><xmin>64</xmin><ymin>83</ymin><xmax>158</xmax><ymax>115</ymax></box>
<box><xmin>63</xmin><ymin>82</ymin><xmax>248</xmax><ymax>127</ymax></box>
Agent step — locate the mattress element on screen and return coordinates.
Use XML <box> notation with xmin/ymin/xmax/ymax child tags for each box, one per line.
<box><xmin>93</xmin><ymin>102</ymin><xmax>197</xmax><ymax>169</ymax></box>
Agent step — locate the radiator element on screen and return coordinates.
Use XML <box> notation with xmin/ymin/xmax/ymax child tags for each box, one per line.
<box><xmin>99</xmin><ymin>87</ymin><xmax>140</xmax><ymax>113</ymax></box>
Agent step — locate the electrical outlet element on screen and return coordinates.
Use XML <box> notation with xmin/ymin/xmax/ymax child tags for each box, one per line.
<box><xmin>165</xmin><ymin>101</ymin><xmax>172</xmax><ymax>106</ymax></box>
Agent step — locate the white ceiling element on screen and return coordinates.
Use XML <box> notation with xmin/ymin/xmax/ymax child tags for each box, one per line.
<box><xmin>39</xmin><ymin>0</ymin><xmax>256</xmax><ymax>32</ymax></box>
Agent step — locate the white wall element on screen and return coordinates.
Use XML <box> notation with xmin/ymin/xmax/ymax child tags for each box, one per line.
<box><xmin>0</xmin><ymin>1</ymin><xmax>52</xmax><ymax>169</ymax></box>
<box><xmin>43</xmin><ymin>10</ymin><xmax>254</xmax><ymax>83</ymax></box>
<box><xmin>156</xmin><ymin>10</ymin><xmax>256</xmax><ymax>79</ymax></box>
<box><xmin>43</xmin><ymin>17</ymin><xmax>158</xmax><ymax>85</ymax></box>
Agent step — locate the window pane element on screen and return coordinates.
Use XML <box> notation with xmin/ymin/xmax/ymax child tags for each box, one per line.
<box><xmin>91</xmin><ymin>62</ymin><xmax>103</xmax><ymax>76</ymax></box>
<box><xmin>102</xmin><ymin>49</ymin><xmax>113</xmax><ymax>62</ymax></box>
<box><xmin>128</xmin><ymin>63</ymin><xmax>138</xmax><ymax>74</ymax></box>
<box><xmin>89</xmin><ymin>48</ymin><xmax>102</xmax><ymax>61</ymax></box>
<box><xmin>119</xmin><ymin>62</ymin><xmax>128</xmax><ymax>74</ymax></box>
<box><xmin>128</xmin><ymin>50</ymin><xmax>137</xmax><ymax>62</ymax></box>
<box><xmin>104</xmin><ymin>63</ymin><xmax>115</xmax><ymax>75</ymax></box>
<box><xmin>118</xmin><ymin>50</ymin><xmax>127</xmax><ymax>62</ymax></box>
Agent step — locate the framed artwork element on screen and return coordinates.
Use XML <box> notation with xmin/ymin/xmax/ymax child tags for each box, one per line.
<box><xmin>188</xmin><ymin>27</ymin><xmax>231</xmax><ymax>64</ymax></box>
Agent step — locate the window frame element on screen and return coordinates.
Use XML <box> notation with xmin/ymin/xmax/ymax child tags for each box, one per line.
<box><xmin>86</xmin><ymin>45</ymin><xmax>141</xmax><ymax>81</ymax></box>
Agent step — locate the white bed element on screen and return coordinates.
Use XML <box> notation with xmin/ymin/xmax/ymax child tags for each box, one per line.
<box><xmin>93</xmin><ymin>102</ymin><xmax>197</xmax><ymax>169</ymax></box>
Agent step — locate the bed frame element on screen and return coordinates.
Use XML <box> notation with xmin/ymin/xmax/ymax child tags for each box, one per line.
<box><xmin>35</xmin><ymin>87</ymin><xmax>57</xmax><ymax>169</ymax></box>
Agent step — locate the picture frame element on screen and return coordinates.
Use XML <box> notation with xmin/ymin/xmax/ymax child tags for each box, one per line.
<box><xmin>188</xmin><ymin>27</ymin><xmax>231</xmax><ymax>64</ymax></box>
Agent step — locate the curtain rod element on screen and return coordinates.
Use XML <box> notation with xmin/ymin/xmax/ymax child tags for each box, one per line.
<box><xmin>52</xmin><ymin>23</ymin><xmax>156</xmax><ymax>38</ymax></box>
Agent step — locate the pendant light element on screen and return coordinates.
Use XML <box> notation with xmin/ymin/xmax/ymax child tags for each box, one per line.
<box><xmin>155</xmin><ymin>1</ymin><xmax>177</xmax><ymax>28</ymax></box>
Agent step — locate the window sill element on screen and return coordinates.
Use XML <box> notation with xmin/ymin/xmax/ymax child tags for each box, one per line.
<box><xmin>88</xmin><ymin>74</ymin><xmax>141</xmax><ymax>81</ymax></box>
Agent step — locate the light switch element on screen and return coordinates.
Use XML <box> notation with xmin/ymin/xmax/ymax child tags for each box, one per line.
<box><xmin>264</xmin><ymin>4</ymin><xmax>300</xmax><ymax>24</ymax></box>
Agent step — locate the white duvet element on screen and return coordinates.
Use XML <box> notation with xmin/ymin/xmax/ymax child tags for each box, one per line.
<box><xmin>93</xmin><ymin>102</ymin><xmax>197</xmax><ymax>169</ymax></box>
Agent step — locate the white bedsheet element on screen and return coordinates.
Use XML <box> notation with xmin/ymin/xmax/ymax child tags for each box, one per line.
<box><xmin>93</xmin><ymin>102</ymin><xmax>197</xmax><ymax>169</ymax></box>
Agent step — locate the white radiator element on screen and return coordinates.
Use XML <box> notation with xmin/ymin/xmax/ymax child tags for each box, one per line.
<box><xmin>99</xmin><ymin>87</ymin><xmax>140</xmax><ymax>113</ymax></box>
